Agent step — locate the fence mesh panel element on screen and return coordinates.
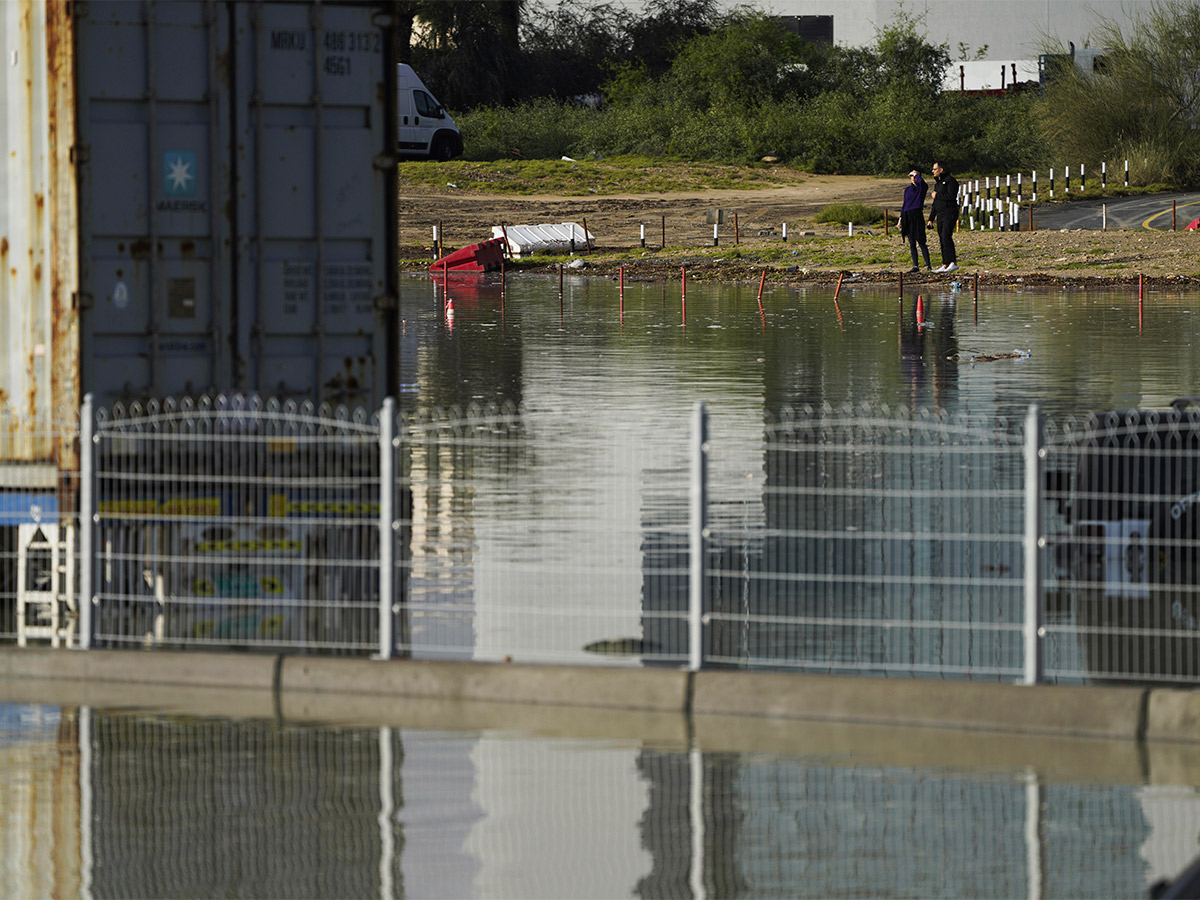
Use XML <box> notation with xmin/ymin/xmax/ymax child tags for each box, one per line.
<box><xmin>0</xmin><ymin>396</ymin><xmax>1197</xmax><ymax>685</ymax></box>
<box><xmin>0</xmin><ymin>406</ymin><xmax>80</xmax><ymax>647</ymax></box>
<box><xmin>399</xmin><ymin>402</ymin><xmax>692</xmax><ymax>665</ymax></box>
<box><xmin>1043</xmin><ymin>405</ymin><xmax>1200</xmax><ymax>685</ymax></box>
<box><xmin>704</xmin><ymin>405</ymin><xmax>1026</xmax><ymax>676</ymax></box>
<box><xmin>91</xmin><ymin>395</ymin><xmax>381</xmax><ymax>654</ymax></box>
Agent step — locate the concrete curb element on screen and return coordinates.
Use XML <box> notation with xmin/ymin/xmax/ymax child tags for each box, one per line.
<box><xmin>0</xmin><ymin>646</ymin><xmax>277</xmax><ymax>691</ymax></box>
<box><xmin>693</xmin><ymin>670</ymin><xmax>1150</xmax><ymax>740</ymax></box>
<box><xmin>280</xmin><ymin>656</ymin><xmax>691</xmax><ymax>713</ymax></box>
<box><xmin>0</xmin><ymin>647</ymin><xmax>1197</xmax><ymax>743</ymax></box>
<box><xmin>1147</xmin><ymin>688</ymin><xmax>1200</xmax><ymax>743</ymax></box>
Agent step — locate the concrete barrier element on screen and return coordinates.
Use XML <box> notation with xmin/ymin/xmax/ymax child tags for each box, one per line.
<box><xmin>0</xmin><ymin>647</ymin><xmax>1194</xmax><ymax>744</ymax></box>
<box><xmin>1146</xmin><ymin>688</ymin><xmax>1200</xmax><ymax>743</ymax></box>
<box><xmin>692</xmin><ymin>670</ymin><xmax>1148</xmax><ymax>740</ymax></box>
<box><xmin>280</xmin><ymin>656</ymin><xmax>691</xmax><ymax>713</ymax></box>
<box><xmin>0</xmin><ymin>647</ymin><xmax>277</xmax><ymax>692</ymax></box>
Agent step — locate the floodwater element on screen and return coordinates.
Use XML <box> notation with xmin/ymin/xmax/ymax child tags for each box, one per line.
<box><xmin>398</xmin><ymin>272</ymin><xmax>1200</xmax><ymax>674</ymax></box>
<box><xmin>400</xmin><ymin>270</ymin><xmax>1198</xmax><ymax>420</ymax></box>
<box><xmin>4</xmin><ymin>698</ymin><xmax>1200</xmax><ymax>899</ymax></box>
<box><xmin>8</xmin><ymin>274</ymin><xmax>1195</xmax><ymax>899</ymax></box>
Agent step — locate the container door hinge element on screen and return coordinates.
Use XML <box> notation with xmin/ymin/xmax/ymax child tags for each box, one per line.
<box><xmin>373</xmin><ymin>293</ymin><xmax>398</xmax><ymax>311</ymax></box>
<box><xmin>72</xmin><ymin>291</ymin><xmax>93</xmax><ymax>310</ymax></box>
<box><xmin>69</xmin><ymin>144</ymin><xmax>90</xmax><ymax>166</ymax></box>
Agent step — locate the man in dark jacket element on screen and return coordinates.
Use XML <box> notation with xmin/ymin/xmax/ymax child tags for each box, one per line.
<box><xmin>900</xmin><ymin>168</ymin><xmax>932</xmax><ymax>273</ymax></box>
<box><xmin>928</xmin><ymin>161</ymin><xmax>959</xmax><ymax>272</ymax></box>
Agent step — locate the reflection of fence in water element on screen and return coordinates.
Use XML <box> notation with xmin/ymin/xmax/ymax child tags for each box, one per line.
<box><xmin>92</xmin><ymin>396</ymin><xmax>381</xmax><ymax>653</ymax></box>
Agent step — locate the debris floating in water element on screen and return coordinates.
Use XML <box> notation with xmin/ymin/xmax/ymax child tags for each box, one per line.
<box><xmin>949</xmin><ymin>349</ymin><xmax>1031</xmax><ymax>363</ymax></box>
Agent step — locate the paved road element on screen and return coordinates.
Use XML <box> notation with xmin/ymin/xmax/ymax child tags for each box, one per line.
<box><xmin>1028</xmin><ymin>191</ymin><xmax>1200</xmax><ymax>231</ymax></box>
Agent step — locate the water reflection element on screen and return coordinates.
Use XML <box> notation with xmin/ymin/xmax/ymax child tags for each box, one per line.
<box><xmin>4</xmin><ymin>700</ymin><xmax>1200</xmax><ymax>898</ymax></box>
<box><xmin>400</xmin><ymin>275</ymin><xmax>1200</xmax><ymax>677</ymax></box>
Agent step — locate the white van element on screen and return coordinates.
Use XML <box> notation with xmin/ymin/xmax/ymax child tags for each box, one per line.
<box><xmin>397</xmin><ymin>63</ymin><xmax>463</xmax><ymax>161</ymax></box>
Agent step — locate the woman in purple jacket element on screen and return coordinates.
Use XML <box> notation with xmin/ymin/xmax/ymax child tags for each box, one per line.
<box><xmin>900</xmin><ymin>169</ymin><xmax>932</xmax><ymax>273</ymax></box>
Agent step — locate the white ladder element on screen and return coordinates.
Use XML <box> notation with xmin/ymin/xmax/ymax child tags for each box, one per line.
<box><xmin>16</xmin><ymin>522</ymin><xmax>77</xmax><ymax>647</ymax></box>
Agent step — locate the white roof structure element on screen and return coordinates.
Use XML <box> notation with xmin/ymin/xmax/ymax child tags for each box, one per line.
<box><xmin>493</xmin><ymin>223</ymin><xmax>596</xmax><ymax>257</ymax></box>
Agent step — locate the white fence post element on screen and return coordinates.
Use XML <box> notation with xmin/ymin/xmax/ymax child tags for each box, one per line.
<box><xmin>1024</xmin><ymin>404</ymin><xmax>1045</xmax><ymax>685</ymax></box>
<box><xmin>689</xmin><ymin>402</ymin><xmax>708</xmax><ymax>671</ymax></box>
<box><xmin>378</xmin><ymin>397</ymin><xmax>396</xmax><ymax>660</ymax></box>
<box><xmin>79</xmin><ymin>393</ymin><xmax>95</xmax><ymax>650</ymax></box>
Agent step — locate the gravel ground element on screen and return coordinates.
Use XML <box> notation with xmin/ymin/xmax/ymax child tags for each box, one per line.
<box><xmin>399</xmin><ymin>175</ymin><xmax>1200</xmax><ymax>287</ymax></box>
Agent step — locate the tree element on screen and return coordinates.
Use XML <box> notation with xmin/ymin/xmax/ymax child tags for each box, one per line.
<box><xmin>404</xmin><ymin>1</ymin><xmax>526</xmax><ymax>107</ymax></box>
<box><xmin>660</xmin><ymin>12</ymin><xmax>810</xmax><ymax>109</ymax></box>
<box><xmin>1036</xmin><ymin>0</ymin><xmax>1200</xmax><ymax>184</ymax></box>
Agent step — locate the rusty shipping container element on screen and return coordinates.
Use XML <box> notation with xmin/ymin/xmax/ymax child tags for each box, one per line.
<box><xmin>0</xmin><ymin>0</ymin><xmax>398</xmax><ymax>475</ymax></box>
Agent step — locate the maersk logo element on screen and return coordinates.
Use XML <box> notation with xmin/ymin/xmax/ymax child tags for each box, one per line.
<box><xmin>164</xmin><ymin>151</ymin><xmax>196</xmax><ymax>197</ymax></box>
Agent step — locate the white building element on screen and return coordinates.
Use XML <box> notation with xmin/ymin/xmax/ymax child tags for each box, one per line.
<box><xmin>740</xmin><ymin>0</ymin><xmax>1151</xmax><ymax>59</ymax></box>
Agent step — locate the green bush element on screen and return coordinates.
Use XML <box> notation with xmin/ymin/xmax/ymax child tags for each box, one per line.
<box><xmin>1034</xmin><ymin>0</ymin><xmax>1200</xmax><ymax>186</ymax></box>
<box><xmin>450</xmin><ymin>7</ymin><xmax>1045</xmax><ymax>175</ymax></box>
<box><xmin>814</xmin><ymin>203</ymin><xmax>885</xmax><ymax>225</ymax></box>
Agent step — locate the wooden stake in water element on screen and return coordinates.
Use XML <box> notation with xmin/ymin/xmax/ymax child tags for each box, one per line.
<box><xmin>661</xmin><ymin>215</ymin><xmax>666</xmax><ymax>250</ymax></box>
<box><xmin>834</xmin><ymin>272</ymin><xmax>844</xmax><ymax>301</ymax></box>
<box><xmin>681</xmin><ymin>267</ymin><xmax>687</xmax><ymax>324</ymax></box>
<box><xmin>619</xmin><ymin>266</ymin><xmax>624</xmax><ymax>322</ymax></box>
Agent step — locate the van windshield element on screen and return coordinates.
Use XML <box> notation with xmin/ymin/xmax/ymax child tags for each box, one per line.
<box><xmin>414</xmin><ymin>90</ymin><xmax>440</xmax><ymax>118</ymax></box>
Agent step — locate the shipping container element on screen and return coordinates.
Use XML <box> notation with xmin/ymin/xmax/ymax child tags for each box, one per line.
<box><xmin>0</xmin><ymin>0</ymin><xmax>399</xmax><ymax>475</ymax></box>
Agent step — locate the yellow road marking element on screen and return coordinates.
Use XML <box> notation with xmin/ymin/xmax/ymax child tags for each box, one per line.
<box><xmin>1142</xmin><ymin>201</ymin><xmax>1200</xmax><ymax>230</ymax></box>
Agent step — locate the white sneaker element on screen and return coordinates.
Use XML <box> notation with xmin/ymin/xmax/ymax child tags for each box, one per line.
<box><xmin>944</xmin><ymin>262</ymin><xmax>958</xmax><ymax>272</ymax></box>
<box><xmin>933</xmin><ymin>265</ymin><xmax>946</xmax><ymax>273</ymax></box>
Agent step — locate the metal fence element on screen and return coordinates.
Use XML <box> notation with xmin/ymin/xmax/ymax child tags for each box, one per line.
<box><xmin>4</xmin><ymin>393</ymin><xmax>1200</xmax><ymax>686</ymax></box>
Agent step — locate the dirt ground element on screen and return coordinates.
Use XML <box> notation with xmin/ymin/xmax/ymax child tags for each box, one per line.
<box><xmin>399</xmin><ymin>174</ymin><xmax>1200</xmax><ymax>286</ymax></box>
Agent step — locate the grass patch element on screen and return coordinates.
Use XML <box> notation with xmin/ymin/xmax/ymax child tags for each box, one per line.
<box><xmin>814</xmin><ymin>202</ymin><xmax>885</xmax><ymax>226</ymax></box>
<box><xmin>396</xmin><ymin>155</ymin><xmax>812</xmax><ymax>196</ymax></box>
